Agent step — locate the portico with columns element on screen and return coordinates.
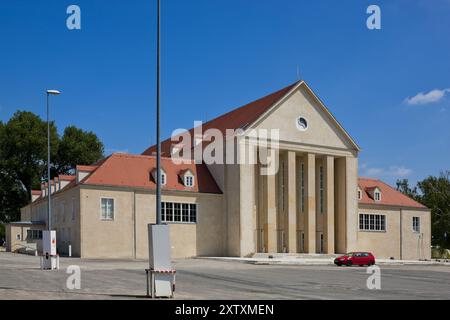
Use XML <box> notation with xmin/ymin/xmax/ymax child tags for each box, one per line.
<box><xmin>226</xmin><ymin>81</ymin><xmax>360</xmax><ymax>257</ymax></box>
<box><xmin>251</xmin><ymin>150</ymin><xmax>356</xmax><ymax>255</ymax></box>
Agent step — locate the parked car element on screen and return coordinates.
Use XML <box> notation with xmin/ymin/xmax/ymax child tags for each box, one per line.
<box><xmin>334</xmin><ymin>252</ymin><xmax>375</xmax><ymax>266</ymax></box>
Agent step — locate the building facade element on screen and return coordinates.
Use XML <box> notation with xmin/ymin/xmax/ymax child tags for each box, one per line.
<box><xmin>8</xmin><ymin>81</ymin><xmax>431</xmax><ymax>260</ymax></box>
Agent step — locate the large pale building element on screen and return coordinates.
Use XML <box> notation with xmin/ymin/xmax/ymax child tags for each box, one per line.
<box><xmin>7</xmin><ymin>81</ymin><xmax>431</xmax><ymax>260</ymax></box>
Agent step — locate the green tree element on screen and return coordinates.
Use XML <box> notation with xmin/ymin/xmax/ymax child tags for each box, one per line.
<box><xmin>0</xmin><ymin>111</ymin><xmax>104</xmax><ymax>223</ymax></box>
<box><xmin>56</xmin><ymin>126</ymin><xmax>104</xmax><ymax>174</ymax></box>
<box><xmin>417</xmin><ymin>171</ymin><xmax>450</xmax><ymax>249</ymax></box>
<box><xmin>0</xmin><ymin>111</ymin><xmax>59</xmax><ymax>194</ymax></box>
<box><xmin>396</xmin><ymin>179</ymin><xmax>419</xmax><ymax>201</ymax></box>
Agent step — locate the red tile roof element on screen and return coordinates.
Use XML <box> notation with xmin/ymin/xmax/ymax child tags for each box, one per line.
<box><xmin>358</xmin><ymin>178</ymin><xmax>427</xmax><ymax>209</ymax></box>
<box><xmin>59</xmin><ymin>175</ymin><xmax>76</xmax><ymax>181</ymax></box>
<box><xmin>76</xmin><ymin>165</ymin><xmax>98</xmax><ymax>172</ymax></box>
<box><xmin>82</xmin><ymin>153</ymin><xmax>222</xmax><ymax>194</ymax></box>
<box><xmin>142</xmin><ymin>81</ymin><xmax>300</xmax><ymax>157</ymax></box>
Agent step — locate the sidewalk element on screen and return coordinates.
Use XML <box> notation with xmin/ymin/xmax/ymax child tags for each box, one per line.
<box><xmin>196</xmin><ymin>255</ymin><xmax>450</xmax><ymax>266</ymax></box>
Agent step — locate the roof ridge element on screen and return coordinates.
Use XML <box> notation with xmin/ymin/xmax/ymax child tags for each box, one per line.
<box><xmin>142</xmin><ymin>81</ymin><xmax>301</xmax><ymax>156</ymax></box>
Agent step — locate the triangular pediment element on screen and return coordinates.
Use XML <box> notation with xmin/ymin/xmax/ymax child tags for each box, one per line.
<box><xmin>248</xmin><ymin>81</ymin><xmax>360</xmax><ymax>151</ymax></box>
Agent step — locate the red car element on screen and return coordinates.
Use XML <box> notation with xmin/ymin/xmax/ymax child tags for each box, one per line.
<box><xmin>334</xmin><ymin>252</ymin><xmax>376</xmax><ymax>266</ymax></box>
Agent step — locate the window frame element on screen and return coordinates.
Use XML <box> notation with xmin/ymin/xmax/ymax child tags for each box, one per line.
<box><xmin>374</xmin><ymin>190</ymin><xmax>381</xmax><ymax>201</ymax></box>
<box><xmin>319</xmin><ymin>165</ymin><xmax>324</xmax><ymax>214</ymax></box>
<box><xmin>412</xmin><ymin>216</ymin><xmax>420</xmax><ymax>233</ymax></box>
<box><xmin>184</xmin><ymin>175</ymin><xmax>194</xmax><ymax>188</ymax></box>
<box><xmin>161</xmin><ymin>201</ymin><xmax>198</xmax><ymax>224</ymax></box>
<box><xmin>359</xmin><ymin>213</ymin><xmax>386</xmax><ymax>232</ymax></box>
<box><xmin>71</xmin><ymin>197</ymin><xmax>76</xmax><ymax>221</ymax></box>
<box><xmin>100</xmin><ymin>197</ymin><xmax>115</xmax><ymax>221</ymax></box>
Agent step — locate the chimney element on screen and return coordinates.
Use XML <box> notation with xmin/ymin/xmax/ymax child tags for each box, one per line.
<box><xmin>76</xmin><ymin>166</ymin><xmax>96</xmax><ymax>183</ymax></box>
<box><xmin>50</xmin><ymin>180</ymin><xmax>56</xmax><ymax>194</ymax></box>
<box><xmin>59</xmin><ymin>175</ymin><xmax>74</xmax><ymax>190</ymax></box>
<box><xmin>54</xmin><ymin>177</ymin><xmax>60</xmax><ymax>192</ymax></box>
<box><xmin>42</xmin><ymin>183</ymin><xmax>47</xmax><ymax>197</ymax></box>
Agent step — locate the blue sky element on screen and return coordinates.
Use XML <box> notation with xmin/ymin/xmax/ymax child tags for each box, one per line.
<box><xmin>0</xmin><ymin>0</ymin><xmax>449</xmax><ymax>186</ymax></box>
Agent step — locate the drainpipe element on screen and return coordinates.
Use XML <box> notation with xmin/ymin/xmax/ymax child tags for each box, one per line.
<box><xmin>399</xmin><ymin>209</ymin><xmax>403</xmax><ymax>260</ymax></box>
<box><xmin>133</xmin><ymin>191</ymin><xmax>137</xmax><ymax>259</ymax></box>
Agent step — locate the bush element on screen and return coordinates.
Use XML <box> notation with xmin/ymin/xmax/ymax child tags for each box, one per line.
<box><xmin>432</xmin><ymin>247</ymin><xmax>450</xmax><ymax>259</ymax></box>
<box><xmin>0</xmin><ymin>223</ymin><xmax>5</xmax><ymax>241</ymax></box>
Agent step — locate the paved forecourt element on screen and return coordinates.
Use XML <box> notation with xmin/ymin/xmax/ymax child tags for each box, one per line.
<box><xmin>0</xmin><ymin>253</ymin><xmax>449</xmax><ymax>300</ymax></box>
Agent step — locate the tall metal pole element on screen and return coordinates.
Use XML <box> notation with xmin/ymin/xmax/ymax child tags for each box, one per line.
<box><xmin>156</xmin><ymin>0</ymin><xmax>162</xmax><ymax>225</ymax></box>
<box><xmin>47</xmin><ymin>93</ymin><xmax>52</xmax><ymax>231</ymax></box>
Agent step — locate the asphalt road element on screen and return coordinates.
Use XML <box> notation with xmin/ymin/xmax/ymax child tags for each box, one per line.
<box><xmin>0</xmin><ymin>252</ymin><xmax>449</xmax><ymax>300</ymax></box>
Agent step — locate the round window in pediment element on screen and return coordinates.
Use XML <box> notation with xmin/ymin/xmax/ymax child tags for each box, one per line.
<box><xmin>296</xmin><ymin>117</ymin><xmax>308</xmax><ymax>131</ymax></box>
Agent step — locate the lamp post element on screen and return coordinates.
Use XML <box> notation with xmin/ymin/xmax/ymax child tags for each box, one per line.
<box><xmin>155</xmin><ymin>0</ymin><xmax>161</xmax><ymax>225</ymax></box>
<box><xmin>46</xmin><ymin>90</ymin><xmax>60</xmax><ymax>231</ymax></box>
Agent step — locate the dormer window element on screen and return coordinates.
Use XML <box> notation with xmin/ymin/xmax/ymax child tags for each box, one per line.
<box><xmin>185</xmin><ymin>175</ymin><xmax>194</xmax><ymax>187</ymax></box>
<box><xmin>151</xmin><ymin>169</ymin><xmax>167</xmax><ymax>186</ymax></box>
<box><xmin>365</xmin><ymin>186</ymin><xmax>381</xmax><ymax>202</ymax></box>
<box><xmin>180</xmin><ymin>169</ymin><xmax>195</xmax><ymax>188</ymax></box>
<box><xmin>374</xmin><ymin>190</ymin><xmax>381</xmax><ymax>201</ymax></box>
<box><xmin>357</xmin><ymin>188</ymin><xmax>362</xmax><ymax>200</ymax></box>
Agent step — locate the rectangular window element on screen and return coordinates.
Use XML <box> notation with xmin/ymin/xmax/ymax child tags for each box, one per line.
<box><xmin>279</xmin><ymin>162</ymin><xmax>285</xmax><ymax>212</ymax></box>
<box><xmin>359</xmin><ymin>213</ymin><xmax>386</xmax><ymax>232</ymax></box>
<box><xmin>181</xmin><ymin>204</ymin><xmax>189</xmax><ymax>222</ymax></box>
<box><xmin>161</xmin><ymin>202</ymin><xmax>197</xmax><ymax>224</ymax></box>
<box><xmin>162</xmin><ymin>202</ymin><xmax>166</xmax><ymax>221</ymax></box>
<box><xmin>413</xmin><ymin>217</ymin><xmax>420</xmax><ymax>233</ymax></box>
<box><xmin>61</xmin><ymin>201</ymin><xmax>65</xmax><ymax>222</ymax></box>
<box><xmin>300</xmin><ymin>163</ymin><xmax>305</xmax><ymax>213</ymax></box>
<box><xmin>189</xmin><ymin>204</ymin><xmax>197</xmax><ymax>223</ymax></box>
<box><xmin>166</xmin><ymin>202</ymin><xmax>173</xmax><ymax>222</ymax></box>
<box><xmin>71</xmin><ymin>198</ymin><xmax>76</xmax><ymax>221</ymax></box>
<box><xmin>185</xmin><ymin>176</ymin><xmax>194</xmax><ymax>187</ymax></box>
<box><xmin>320</xmin><ymin>233</ymin><xmax>324</xmax><ymax>253</ymax></box>
<box><xmin>319</xmin><ymin>166</ymin><xmax>324</xmax><ymax>214</ymax></box>
<box><xmin>101</xmin><ymin>198</ymin><xmax>115</xmax><ymax>220</ymax></box>
<box><xmin>374</xmin><ymin>191</ymin><xmax>381</xmax><ymax>201</ymax></box>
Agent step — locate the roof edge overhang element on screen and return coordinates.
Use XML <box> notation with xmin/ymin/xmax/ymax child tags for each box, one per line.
<box><xmin>241</xmin><ymin>80</ymin><xmax>362</xmax><ymax>152</ymax></box>
<box><xmin>80</xmin><ymin>183</ymin><xmax>223</xmax><ymax>195</ymax></box>
<box><xmin>358</xmin><ymin>202</ymin><xmax>430</xmax><ymax>211</ymax></box>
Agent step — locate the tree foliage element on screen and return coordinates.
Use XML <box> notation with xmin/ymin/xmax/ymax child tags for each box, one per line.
<box><xmin>396</xmin><ymin>172</ymin><xmax>450</xmax><ymax>249</ymax></box>
<box><xmin>56</xmin><ymin>126</ymin><xmax>104</xmax><ymax>174</ymax></box>
<box><xmin>0</xmin><ymin>111</ymin><xmax>104</xmax><ymax>223</ymax></box>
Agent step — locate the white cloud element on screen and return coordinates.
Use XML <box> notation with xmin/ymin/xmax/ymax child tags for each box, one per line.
<box><xmin>405</xmin><ymin>88</ymin><xmax>450</xmax><ymax>105</ymax></box>
<box><xmin>105</xmin><ymin>148</ymin><xmax>129</xmax><ymax>155</ymax></box>
<box><xmin>388</xmin><ymin>166</ymin><xmax>412</xmax><ymax>177</ymax></box>
<box><xmin>366</xmin><ymin>167</ymin><xmax>383</xmax><ymax>176</ymax></box>
<box><xmin>363</xmin><ymin>166</ymin><xmax>412</xmax><ymax>178</ymax></box>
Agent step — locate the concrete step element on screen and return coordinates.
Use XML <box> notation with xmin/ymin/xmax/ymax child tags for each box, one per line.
<box><xmin>252</xmin><ymin>253</ymin><xmax>340</xmax><ymax>259</ymax></box>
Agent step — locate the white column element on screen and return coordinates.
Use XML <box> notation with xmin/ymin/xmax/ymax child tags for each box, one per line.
<box><xmin>287</xmin><ymin>151</ymin><xmax>297</xmax><ymax>253</ymax></box>
<box><xmin>324</xmin><ymin>156</ymin><xmax>335</xmax><ymax>253</ymax></box>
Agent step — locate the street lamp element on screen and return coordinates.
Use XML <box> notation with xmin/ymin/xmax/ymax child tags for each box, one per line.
<box><xmin>46</xmin><ymin>89</ymin><xmax>60</xmax><ymax>231</ymax></box>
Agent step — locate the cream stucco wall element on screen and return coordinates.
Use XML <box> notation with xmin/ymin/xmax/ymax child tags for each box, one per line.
<box><xmin>15</xmin><ymin>186</ymin><xmax>82</xmax><ymax>256</ymax></box>
<box><xmin>357</xmin><ymin>205</ymin><xmax>431</xmax><ymax>260</ymax></box>
<box><xmin>240</xmin><ymin>84</ymin><xmax>359</xmax><ymax>256</ymax></box>
<box><xmin>79</xmin><ymin>186</ymin><xmax>224</xmax><ymax>259</ymax></box>
<box><xmin>253</xmin><ymin>86</ymin><xmax>356</xmax><ymax>152</ymax></box>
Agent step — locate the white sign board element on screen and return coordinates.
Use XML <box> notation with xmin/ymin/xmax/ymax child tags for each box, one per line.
<box><xmin>43</xmin><ymin>230</ymin><xmax>57</xmax><ymax>256</ymax></box>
